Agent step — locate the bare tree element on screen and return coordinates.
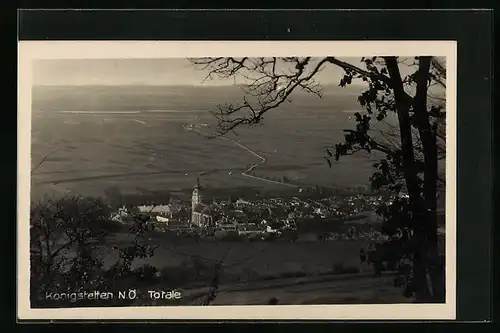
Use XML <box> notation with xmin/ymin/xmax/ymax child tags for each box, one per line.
<box><xmin>190</xmin><ymin>56</ymin><xmax>446</xmax><ymax>302</ymax></box>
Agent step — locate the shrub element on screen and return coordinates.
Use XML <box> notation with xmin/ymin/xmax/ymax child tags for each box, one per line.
<box><xmin>132</xmin><ymin>264</ymin><xmax>159</xmax><ymax>284</ymax></box>
<box><xmin>333</xmin><ymin>262</ymin><xmax>360</xmax><ymax>274</ymax></box>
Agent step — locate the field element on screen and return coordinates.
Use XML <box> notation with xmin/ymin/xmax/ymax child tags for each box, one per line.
<box><xmin>186</xmin><ymin>273</ymin><xmax>411</xmax><ymax>305</ymax></box>
<box><xmin>93</xmin><ymin>234</ymin><xmax>412</xmax><ymax>306</ymax></box>
<box><xmin>102</xmin><ymin>234</ymin><xmax>372</xmax><ymax>276</ymax></box>
<box><xmin>30</xmin><ymin>84</ymin><xmax>393</xmax><ymax>200</ymax></box>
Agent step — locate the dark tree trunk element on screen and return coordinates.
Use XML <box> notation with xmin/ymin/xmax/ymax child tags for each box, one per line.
<box><xmin>384</xmin><ymin>57</ymin><xmax>421</xmax><ymax>200</ymax></box>
<box><xmin>413</xmin><ymin>56</ymin><xmax>441</xmax><ymax>301</ymax></box>
<box><xmin>384</xmin><ymin>56</ymin><xmax>433</xmax><ymax>301</ymax></box>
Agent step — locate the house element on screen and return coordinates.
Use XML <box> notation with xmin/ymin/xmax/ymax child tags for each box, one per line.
<box><xmin>236</xmin><ymin>198</ymin><xmax>251</xmax><ymax>206</ymax></box>
<box><xmin>137</xmin><ymin>204</ymin><xmax>172</xmax><ymax>216</ymax></box>
<box><xmin>110</xmin><ymin>206</ymin><xmax>129</xmax><ymax>222</ymax></box>
<box><xmin>165</xmin><ymin>220</ymin><xmax>192</xmax><ymax>232</ymax></box>
<box><xmin>314</xmin><ymin>207</ymin><xmax>327</xmax><ymax>218</ymax></box>
<box><xmin>156</xmin><ymin>215</ymin><xmax>169</xmax><ymax>223</ymax></box>
<box><xmin>220</xmin><ymin>223</ymin><xmax>237</xmax><ymax>232</ymax></box>
<box><xmin>266</xmin><ymin>225</ymin><xmax>279</xmax><ymax>233</ymax></box>
<box><xmin>238</xmin><ymin>224</ymin><xmax>263</xmax><ymax>236</ymax></box>
<box><xmin>192</xmin><ymin>203</ymin><xmax>212</xmax><ymax>227</ymax></box>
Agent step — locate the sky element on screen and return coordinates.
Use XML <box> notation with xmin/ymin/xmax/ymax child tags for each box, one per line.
<box><xmin>32</xmin><ymin>57</ymin><xmax>364</xmax><ymax>86</ymax></box>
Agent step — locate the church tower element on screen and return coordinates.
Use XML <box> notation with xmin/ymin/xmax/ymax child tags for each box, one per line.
<box><xmin>191</xmin><ymin>177</ymin><xmax>208</xmax><ymax>226</ymax></box>
<box><xmin>192</xmin><ymin>177</ymin><xmax>203</xmax><ymax>211</ymax></box>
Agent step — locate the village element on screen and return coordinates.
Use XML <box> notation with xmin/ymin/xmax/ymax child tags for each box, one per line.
<box><xmin>109</xmin><ymin>179</ymin><xmax>393</xmax><ymax>242</ymax></box>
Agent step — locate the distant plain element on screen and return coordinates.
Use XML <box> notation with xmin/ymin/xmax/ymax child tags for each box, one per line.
<box><xmin>30</xmin><ymin>84</ymin><xmax>387</xmax><ymax>200</ymax></box>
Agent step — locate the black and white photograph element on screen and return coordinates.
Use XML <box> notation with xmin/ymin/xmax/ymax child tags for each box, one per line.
<box><xmin>18</xmin><ymin>41</ymin><xmax>456</xmax><ymax>320</ymax></box>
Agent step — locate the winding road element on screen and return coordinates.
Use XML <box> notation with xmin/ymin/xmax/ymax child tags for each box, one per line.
<box><xmin>33</xmin><ymin>120</ymin><xmax>301</xmax><ymax>189</ymax></box>
<box><xmin>188</xmin><ymin>126</ymin><xmax>299</xmax><ymax>188</ymax></box>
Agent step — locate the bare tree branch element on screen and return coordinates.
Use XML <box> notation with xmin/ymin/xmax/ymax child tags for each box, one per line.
<box><xmin>190</xmin><ymin>57</ymin><xmax>332</xmax><ymax>135</ymax></box>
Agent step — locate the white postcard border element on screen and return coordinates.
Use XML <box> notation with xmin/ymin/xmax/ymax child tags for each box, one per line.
<box><xmin>17</xmin><ymin>40</ymin><xmax>457</xmax><ymax>320</ymax></box>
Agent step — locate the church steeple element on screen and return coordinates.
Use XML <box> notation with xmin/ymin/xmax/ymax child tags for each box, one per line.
<box><xmin>192</xmin><ymin>177</ymin><xmax>203</xmax><ymax>211</ymax></box>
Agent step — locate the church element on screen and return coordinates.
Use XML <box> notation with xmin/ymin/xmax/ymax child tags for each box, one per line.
<box><xmin>191</xmin><ymin>178</ymin><xmax>213</xmax><ymax>227</ymax></box>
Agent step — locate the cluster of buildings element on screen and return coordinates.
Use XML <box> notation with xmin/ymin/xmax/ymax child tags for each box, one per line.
<box><xmin>110</xmin><ymin>178</ymin><xmax>390</xmax><ymax>239</ymax></box>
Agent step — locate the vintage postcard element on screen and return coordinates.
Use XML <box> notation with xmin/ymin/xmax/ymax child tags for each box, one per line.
<box><xmin>18</xmin><ymin>41</ymin><xmax>457</xmax><ymax>320</ymax></box>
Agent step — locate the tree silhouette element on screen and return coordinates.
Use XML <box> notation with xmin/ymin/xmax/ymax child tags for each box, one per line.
<box><xmin>30</xmin><ymin>195</ymin><xmax>159</xmax><ymax>307</ymax></box>
<box><xmin>190</xmin><ymin>56</ymin><xmax>446</xmax><ymax>302</ymax></box>
<box><xmin>30</xmin><ymin>195</ymin><xmax>111</xmax><ymax>303</ymax></box>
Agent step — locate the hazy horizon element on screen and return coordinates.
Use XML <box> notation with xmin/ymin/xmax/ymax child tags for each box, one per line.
<box><xmin>31</xmin><ymin>82</ymin><xmax>361</xmax><ymax>88</ymax></box>
<box><xmin>33</xmin><ymin>57</ymin><xmax>369</xmax><ymax>87</ymax></box>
